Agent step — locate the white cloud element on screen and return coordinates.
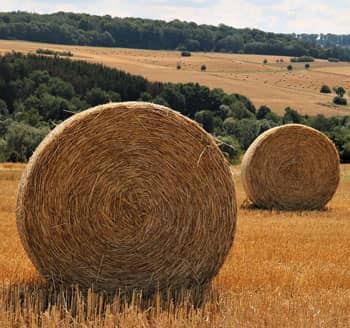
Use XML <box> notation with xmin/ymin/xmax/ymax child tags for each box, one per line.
<box><xmin>1</xmin><ymin>0</ymin><xmax>77</xmax><ymax>13</ymax></box>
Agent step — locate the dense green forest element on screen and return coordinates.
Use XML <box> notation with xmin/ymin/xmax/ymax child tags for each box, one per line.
<box><xmin>1</xmin><ymin>12</ymin><xmax>350</xmax><ymax>61</ymax></box>
<box><xmin>0</xmin><ymin>52</ymin><xmax>350</xmax><ymax>163</ymax></box>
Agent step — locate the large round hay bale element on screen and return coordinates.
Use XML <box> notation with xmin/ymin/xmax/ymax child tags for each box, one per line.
<box><xmin>241</xmin><ymin>124</ymin><xmax>340</xmax><ymax>210</ymax></box>
<box><xmin>16</xmin><ymin>102</ymin><xmax>237</xmax><ymax>293</ymax></box>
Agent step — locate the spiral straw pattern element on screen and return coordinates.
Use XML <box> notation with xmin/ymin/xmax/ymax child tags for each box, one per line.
<box><xmin>16</xmin><ymin>102</ymin><xmax>237</xmax><ymax>293</ymax></box>
<box><xmin>241</xmin><ymin>124</ymin><xmax>340</xmax><ymax>211</ymax></box>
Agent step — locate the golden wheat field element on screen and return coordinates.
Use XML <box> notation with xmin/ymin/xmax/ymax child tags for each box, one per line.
<box><xmin>1</xmin><ymin>40</ymin><xmax>350</xmax><ymax>117</ymax></box>
<box><xmin>0</xmin><ymin>162</ymin><xmax>349</xmax><ymax>327</ymax></box>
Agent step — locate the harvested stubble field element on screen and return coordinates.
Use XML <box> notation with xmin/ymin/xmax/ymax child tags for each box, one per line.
<box><xmin>0</xmin><ymin>163</ymin><xmax>349</xmax><ymax>327</ymax></box>
<box><xmin>1</xmin><ymin>40</ymin><xmax>350</xmax><ymax>117</ymax></box>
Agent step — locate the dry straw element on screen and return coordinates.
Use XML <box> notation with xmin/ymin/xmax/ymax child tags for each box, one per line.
<box><xmin>16</xmin><ymin>102</ymin><xmax>237</xmax><ymax>294</ymax></box>
<box><xmin>241</xmin><ymin>124</ymin><xmax>340</xmax><ymax>211</ymax></box>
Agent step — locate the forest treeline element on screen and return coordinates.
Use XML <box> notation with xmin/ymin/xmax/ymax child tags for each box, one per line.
<box><xmin>0</xmin><ymin>52</ymin><xmax>350</xmax><ymax>163</ymax></box>
<box><xmin>1</xmin><ymin>12</ymin><xmax>350</xmax><ymax>61</ymax></box>
<box><xmin>298</xmin><ymin>33</ymin><xmax>350</xmax><ymax>48</ymax></box>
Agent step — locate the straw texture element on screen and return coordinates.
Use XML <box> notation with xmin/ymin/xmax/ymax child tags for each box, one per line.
<box><xmin>16</xmin><ymin>102</ymin><xmax>237</xmax><ymax>293</ymax></box>
<box><xmin>241</xmin><ymin>124</ymin><xmax>340</xmax><ymax>210</ymax></box>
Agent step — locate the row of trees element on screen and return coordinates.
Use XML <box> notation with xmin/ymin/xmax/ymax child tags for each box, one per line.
<box><xmin>36</xmin><ymin>48</ymin><xmax>73</xmax><ymax>57</ymax></box>
<box><xmin>1</xmin><ymin>12</ymin><xmax>350</xmax><ymax>61</ymax></box>
<box><xmin>0</xmin><ymin>53</ymin><xmax>350</xmax><ymax>163</ymax></box>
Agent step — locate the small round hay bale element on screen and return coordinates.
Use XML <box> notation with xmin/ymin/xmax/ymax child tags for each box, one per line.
<box><xmin>241</xmin><ymin>124</ymin><xmax>340</xmax><ymax>210</ymax></box>
<box><xmin>16</xmin><ymin>102</ymin><xmax>237</xmax><ymax>293</ymax></box>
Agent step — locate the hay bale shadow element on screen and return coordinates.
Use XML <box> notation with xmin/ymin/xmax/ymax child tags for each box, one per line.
<box><xmin>240</xmin><ymin>198</ymin><xmax>330</xmax><ymax>213</ymax></box>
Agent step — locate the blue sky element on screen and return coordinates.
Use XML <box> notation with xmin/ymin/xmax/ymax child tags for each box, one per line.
<box><xmin>1</xmin><ymin>0</ymin><xmax>349</xmax><ymax>34</ymax></box>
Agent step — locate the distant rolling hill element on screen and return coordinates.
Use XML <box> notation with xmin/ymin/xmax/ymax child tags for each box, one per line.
<box><xmin>1</xmin><ymin>39</ymin><xmax>350</xmax><ymax>117</ymax></box>
<box><xmin>0</xmin><ymin>11</ymin><xmax>350</xmax><ymax>61</ymax></box>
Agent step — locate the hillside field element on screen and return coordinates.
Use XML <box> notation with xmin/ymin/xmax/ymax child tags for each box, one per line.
<box><xmin>1</xmin><ymin>40</ymin><xmax>350</xmax><ymax>116</ymax></box>
<box><xmin>0</xmin><ymin>163</ymin><xmax>349</xmax><ymax>326</ymax></box>
<box><xmin>1</xmin><ymin>40</ymin><xmax>350</xmax><ymax>117</ymax></box>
